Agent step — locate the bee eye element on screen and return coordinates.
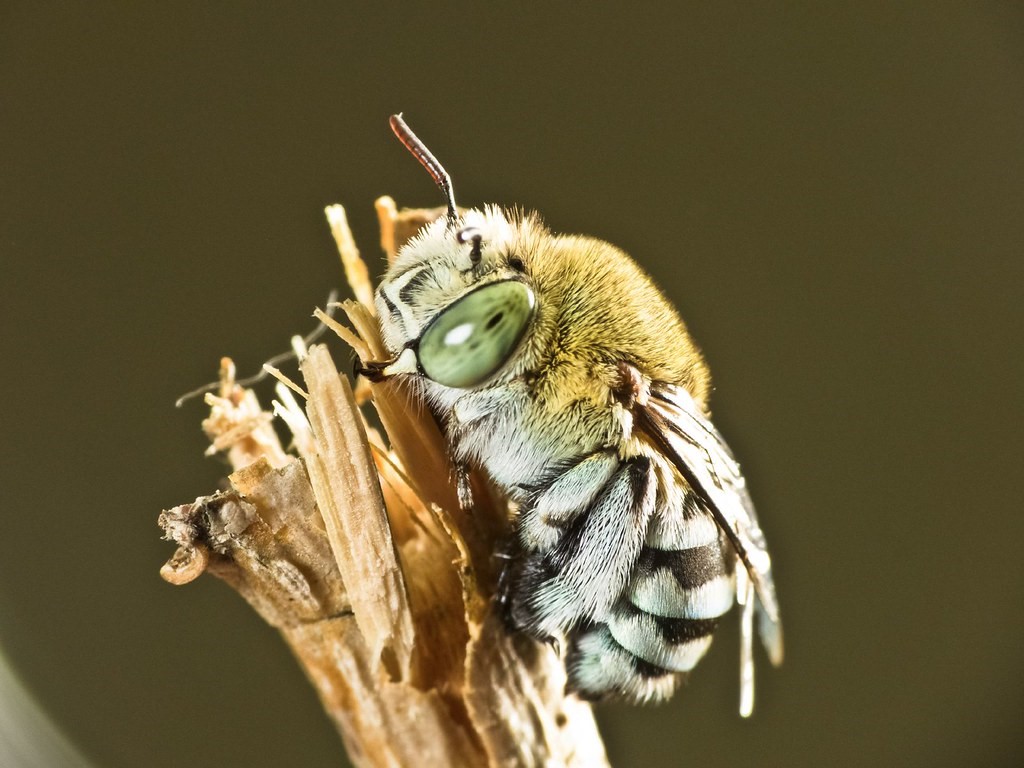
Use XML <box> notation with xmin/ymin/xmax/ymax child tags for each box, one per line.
<box><xmin>418</xmin><ymin>280</ymin><xmax>536</xmax><ymax>388</ymax></box>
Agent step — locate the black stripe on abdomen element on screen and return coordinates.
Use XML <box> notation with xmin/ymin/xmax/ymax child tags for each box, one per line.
<box><xmin>650</xmin><ymin>613</ymin><xmax>720</xmax><ymax>644</ymax></box>
<box><xmin>637</xmin><ymin>542</ymin><xmax>728</xmax><ymax>590</ymax></box>
<box><xmin>606</xmin><ymin>600</ymin><xmax>718</xmax><ymax>674</ymax></box>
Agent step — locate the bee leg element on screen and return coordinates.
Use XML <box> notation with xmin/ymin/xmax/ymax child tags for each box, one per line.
<box><xmin>352</xmin><ymin>356</ymin><xmax>391</xmax><ymax>382</ymax></box>
<box><xmin>455</xmin><ymin>463</ymin><xmax>475</xmax><ymax>514</ymax></box>
<box><xmin>492</xmin><ymin>538</ymin><xmax>520</xmax><ymax>632</ymax></box>
<box><xmin>517</xmin><ymin>456</ymin><xmax>656</xmax><ymax>641</ymax></box>
<box><xmin>352</xmin><ymin>346</ymin><xmax>418</xmax><ymax>382</ymax></box>
<box><xmin>493</xmin><ymin>539</ymin><xmax>563</xmax><ymax>656</ymax></box>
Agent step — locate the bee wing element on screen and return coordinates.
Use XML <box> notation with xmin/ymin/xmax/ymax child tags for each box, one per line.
<box><xmin>635</xmin><ymin>383</ymin><xmax>783</xmax><ymax>670</ymax></box>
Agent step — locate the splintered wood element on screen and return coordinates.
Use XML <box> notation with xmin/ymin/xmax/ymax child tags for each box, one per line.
<box><xmin>158</xmin><ymin>199</ymin><xmax>609</xmax><ymax>768</ymax></box>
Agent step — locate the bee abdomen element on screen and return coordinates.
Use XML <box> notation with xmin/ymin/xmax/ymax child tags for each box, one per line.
<box><xmin>507</xmin><ymin>449</ymin><xmax>736</xmax><ymax>703</ymax></box>
<box><xmin>567</xmin><ymin>494</ymin><xmax>735</xmax><ymax>702</ymax></box>
<box><xmin>564</xmin><ymin>538</ymin><xmax>735</xmax><ymax>702</ymax></box>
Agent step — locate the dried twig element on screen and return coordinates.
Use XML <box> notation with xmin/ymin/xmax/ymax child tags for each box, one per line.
<box><xmin>159</xmin><ymin>201</ymin><xmax>609</xmax><ymax>768</ymax></box>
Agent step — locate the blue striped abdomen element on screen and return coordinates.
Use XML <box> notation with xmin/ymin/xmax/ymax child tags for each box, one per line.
<box><xmin>508</xmin><ymin>450</ymin><xmax>736</xmax><ymax>703</ymax></box>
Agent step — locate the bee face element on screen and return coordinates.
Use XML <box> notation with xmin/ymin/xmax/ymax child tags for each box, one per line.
<box><xmin>374</xmin><ymin>207</ymin><xmax>543</xmax><ymax>390</ymax></box>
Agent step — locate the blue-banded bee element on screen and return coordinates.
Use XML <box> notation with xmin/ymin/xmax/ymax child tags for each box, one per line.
<box><xmin>357</xmin><ymin>115</ymin><xmax>782</xmax><ymax>714</ymax></box>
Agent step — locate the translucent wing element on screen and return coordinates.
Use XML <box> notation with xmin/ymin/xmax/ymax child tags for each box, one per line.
<box><xmin>634</xmin><ymin>382</ymin><xmax>783</xmax><ymax>714</ymax></box>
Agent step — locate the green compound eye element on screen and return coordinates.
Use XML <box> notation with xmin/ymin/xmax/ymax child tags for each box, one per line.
<box><xmin>418</xmin><ymin>280</ymin><xmax>536</xmax><ymax>388</ymax></box>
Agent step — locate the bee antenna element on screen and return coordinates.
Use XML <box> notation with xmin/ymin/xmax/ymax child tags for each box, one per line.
<box><xmin>389</xmin><ymin>113</ymin><xmax>458</xmax><ymax>226</ymax></box>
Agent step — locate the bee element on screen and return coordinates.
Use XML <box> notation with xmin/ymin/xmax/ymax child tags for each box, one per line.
<box><xmin>357</xmin><ymin>115</ymin><xmax>783</xmax><ymax>714</ymax></box>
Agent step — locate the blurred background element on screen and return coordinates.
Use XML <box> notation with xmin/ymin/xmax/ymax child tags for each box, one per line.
<box><xmin>2</xmin><ymin>3</ymin><xmax>1022</xmax><ymax>766</ymax></box>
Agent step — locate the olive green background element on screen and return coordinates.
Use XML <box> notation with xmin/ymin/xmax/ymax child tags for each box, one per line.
<box><xmin>2</xmin><ymin>3</ymin><xmax>1022</xmax><ymax>767</ymax></box>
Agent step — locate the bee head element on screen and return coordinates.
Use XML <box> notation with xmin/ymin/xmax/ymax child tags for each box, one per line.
<box><xmin>371</xmin><ymin>116</ymin><xmax>539</xmax><ymax>390</ymax></box>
